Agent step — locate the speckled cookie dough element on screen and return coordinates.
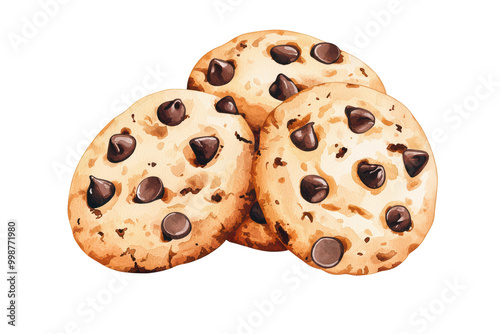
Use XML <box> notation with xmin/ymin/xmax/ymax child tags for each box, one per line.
<box><xmin>188</xmin><ymin>30</ymin><xmax>386</xmax><ymax>251</ymax></box>
<box><xmin>254</xmin><ymin>82</ymin><xmax>437</xmax><ymax>275</ymax></box>
<box><xmin>68</xmin><ymin>90</ymin><xmax>254</xmax><ymax>272</ymax></box>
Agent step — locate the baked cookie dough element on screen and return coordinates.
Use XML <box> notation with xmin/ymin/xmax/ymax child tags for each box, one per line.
<box><xmin>254</xmin><ymin>82</ymin><xmax>437</xmax><ymax>275</ymax></box>
<box><xmin>227</xmin><ymin>202</ymin><xmax>286</xmax><ymax>251</ymax></box>
<box><xmin>68</xmin><ymin>90</ymin><xmax>254</xmax><ymax>272</ymax></box>
<box><xmin>188</xmin><ymin>30</ymin><xmax>386</xmax><ymax>251</ymax></box>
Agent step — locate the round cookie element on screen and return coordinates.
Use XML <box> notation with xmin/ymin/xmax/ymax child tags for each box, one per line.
<box><xmin>254</xmin><ymin>82</ymin><xmax>437</xmax><ymax>275</ymax></box>
<box><xmin>188</xmin><ymin>30</ymin><xmax>386</xmax><ymax>251</ymax></box>
<box><xmin>68</xmin><ymin>90</ymin><xmax>254</xmax><ymax>272</ymax></box>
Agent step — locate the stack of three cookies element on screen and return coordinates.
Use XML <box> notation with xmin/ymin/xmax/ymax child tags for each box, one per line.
<box><xmin>68</xmin><ymin>30</ymin><xmax>437</xmax><ymax>275</ymax></box>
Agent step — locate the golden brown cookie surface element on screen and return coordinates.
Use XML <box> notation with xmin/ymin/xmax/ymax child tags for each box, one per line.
<box><xmin>68</xmin><ymin>90</ymin><xmax>254</xmax><ymax>272</ymax></box>
<box><xmin>254</xmin><ymin>83</ymin><xmax>437</xmax><ymax>275</ymax></box>
<box><xmin>188</xmin><ymin>30</ymin><xmax>386</xmax><ymax>251</ymax></box>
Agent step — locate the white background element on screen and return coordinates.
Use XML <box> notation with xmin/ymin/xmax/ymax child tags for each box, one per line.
<box><xmin>1</xmin><ymin>0</ymin><xmax>499</xmax><ymax>333</ymax></box>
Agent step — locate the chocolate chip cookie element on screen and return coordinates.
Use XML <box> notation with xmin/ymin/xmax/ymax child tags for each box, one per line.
<box><xmin>68</xmin><ymin>90</ymin><xmax>254</xmax><ymax>272</ymax></box>
<box><xmin>188</xmin><ymin>30</ymin><xmax>386</xmax><ymax>251</ymax></box>
<box><xmin>254</xmin><ymin>82</ymin><xmax>437</xmax><ymax>275</ymax></box>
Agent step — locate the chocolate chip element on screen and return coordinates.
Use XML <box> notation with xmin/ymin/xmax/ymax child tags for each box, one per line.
<box><xmin>161</xmin><ymin>212</ymin><xmax>191</xmax><ymax>240</ymax></box>
<box><xmin>157</xmin><ymin>99</ymin><xmax>186</xmax><ymax>126</ymax></box>
<box><xmin>270</xmin><ymin>45</ymin><xmax>300</xmax><ymax>65</ymax></box>
<box><xmin>311</xmin><ymin>42</ymin><xmax>341</xmax><ymax>64</ymax></box>
<box><xmin>386</xmin><ymin>206</ymin><xmax>412</xmax><ymax>232</ymax></box>
<box><xmin>300</xmin><ymin>175</ymin><xmax>329</xmax><ymax>203</ymax></box>
<box><xmin>207</xmin><ymin>59</ymin><xmax>235</xmax><ymax>86</ymax></box>
<box><xmin>357</xmin><ymin>162</ymin><xmax>386</xmax><ymax>189</ymax></box>
<box><xmin>249</xmin><ymin>202</ymin><xmax>266</xmax><ymax>224</ymax></box>
<box><xmin>345</xmin><ymin>106</ymin><xmax>375</xmax><ymax>134</ymax></box>
<box><xmin>269</xmin><ymin>74</ymin><xmax>299</xmax><ymax>101</ymax></box>
<box><xmin>135</xmin><ymin>176</ymin><xmax>164</xmax><ymax>203</ymax></box>
<box><xmin>189</xmin><ymin>136</ymin><xmax>219</xmax><ymax>165</ymax></box>
<box><xmin>87</xmin><ymin>176</ymin><xmax>115</xmax><ymax>208</ymax></box>
<box><xmin>311</xmin><ymin>237</ymin><xmax>344</xmax><ymax>268</ymax></box>
<box><xmin>290</xmin><ymin>122</ymin><xmax>318</xmax><ymax>151</ymax></box>
<box><xmin>403</xmin><ymin>149</ymin><xmax>429</xmax><ymax>177</ymax></box>
<box><xmin>216</xmin><ymin>96</ymin><xmax>238</xmax><ymax>114</ymax></box>
<box><xmin>107</xmin><ymin>134</ymin><xmax>136</xmax><ymax>163</ymax></box>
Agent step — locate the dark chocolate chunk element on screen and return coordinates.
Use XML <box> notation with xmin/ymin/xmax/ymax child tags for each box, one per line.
<box><xmin>300</xmin><ymin>175</ymin><xmax>329</xmax><ymax>203</ymax></box>
<box><xmin>249</xmin><ymin>202</ymin><xmax>266</xmax><ymax>224</ymax></box>
<box><xmin>135</xmin><ymin>176</ymin><xmax>164</xmax><ymax>203</ymax></box>
<box><xmin>87</xmin><ymin>176</ymin><xmax>115</xmax><ymax>208</ymax></box>
<box><xmin>311</xmin><ymin>237</ymin><xmax>344</xmax><ymax>268</ymax></box>
<box><xmin>269</xmin><ymin>74</ymin><xmax>299</xmax><ymax>101</ymax></box>
<box><xmin>345</xmin><ymin>106</ymin><xmax>375</xmax><ymax>134</ymax></box>
<box><xmin>161</xmin><ymin>212</ymin><xmax>192</xmax><ymax>240</ymax></box>
<box><xmin>358</xmin><ymin>162</ymin><xmax>386</xmax><ymax>189</ymax></box>
<box><xmin>290</xmin><ymin>122</ymin><xmax>318</xmax><ymax>151</ymax></box>
<box><xmin>403</xmin><ymin>149</ymin><xmax>429</xmax><ymax>177</ymax></box>
<box><xmin>216</xmin><ymin>96</ymin><xmax>238</xmax><ymax>114</ymax></box>
<box><xmin>157</xmin><ymin>99</ymin><xmax>186</xmax><ymax>126</ymax></box>
<box><xmin>270</xmin><ymin>45</ymin><xmax>300</xmax><ymax>65</ymax></box>
<box><xmin>311</xmin><ymin>42</ymin><xmax>341</xmax><ymax>64</ymax></box>
<box><xmin>207</xmin><ymin>59</ymin><xmax>235</xmax><ymax>86</ymax></box>
<box><xmin>107</xmin><ymin>134</ymin><xmax>136</xmax><ymax>163</ymax></box>
<box><xmin>386</xmin><ymin>206</ymin><xmax>412</xmax><ymax>232</ymax></box>
<box><xmin>189</xmin><ymin>136</ymin><xmax>219</xmax><ymax>165</ymax></box>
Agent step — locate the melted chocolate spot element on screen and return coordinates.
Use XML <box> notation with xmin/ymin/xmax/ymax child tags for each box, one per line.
<box><xmin>87</xmin><ymin>176</ymin><xmax>115</xmax><ymax>208</ymax></box>
<box><xmin>211</xmin><ymin>193</ymin><xmax>222</xmax><ymax>203</ymax></box>
<box><xmin>345</xmin><ymin>106</ymin><xmax>375</xmax><ymax>134</ymax></box>
<box><xmin>290</xmin><ymin>122</ymin><xmax>318</xmax><ymax>151</ymax></box>
<box><xmin>161</xmin><ymin>212</ymin><xmax>192</xmax><ymax>240</ymax></box>
<box><xmin>300</xmin><ymin>175</ymin><xmax>329</xmax><ymax>203</ymax></box>
<box><xmin>189</xmin><ymin>136</ymin><xmax>219</xmax><ymax>165</ymax></box>
<box><xmin>387</xmin><ymin>143</ymin><xmax>408</xmax><ymax>153</ymax></box>
<box><xmin>207</xmin><ymin>59</ymin><xmax>235</xmax><ymax>86</ymax></box>
<box><xmin>386</xmin><ymin>206</ymin><xmax>412</xmax><ymax>232</ymax></box>
<box><xmin>403</xmin><ymin>149</ymin><xmax>429</xmax><ymax>177</ymax></box>
<box><xmin>275</xmin><ymin>223</ymin><xmax>289</xmax><ymax>245</ymax></box>
<box><xmin>336</xmin><ymin>147</ymin><xmax>348</xmax><ymax>158</ymax></box>
<box><xmin>311</xmin><ymin>237</ymin><xmax>344</xmax><ymax>268</ymax></box>
<box><xmin>107</xmin><ymin>134</ymin><xmax>136</xmax><ymax>163</ymax></box>
<box><xmin>269</xmin><ymin>74</ymin><xmax>298</xmax><ymax>101</ymax></box>
<box><xmin>357</xmin><ymin>162</ymin><xmax>386</xmax><ymax>189</ymax></box>
<box><xmin>270</xmin><ymin>45</ymin><xmax>300</xmax><ymax>65</ymax></box>
<box><xmin>311</xmin><ymin>43</ymin><xmax>341</xmax><ymax>64</ymax></box>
